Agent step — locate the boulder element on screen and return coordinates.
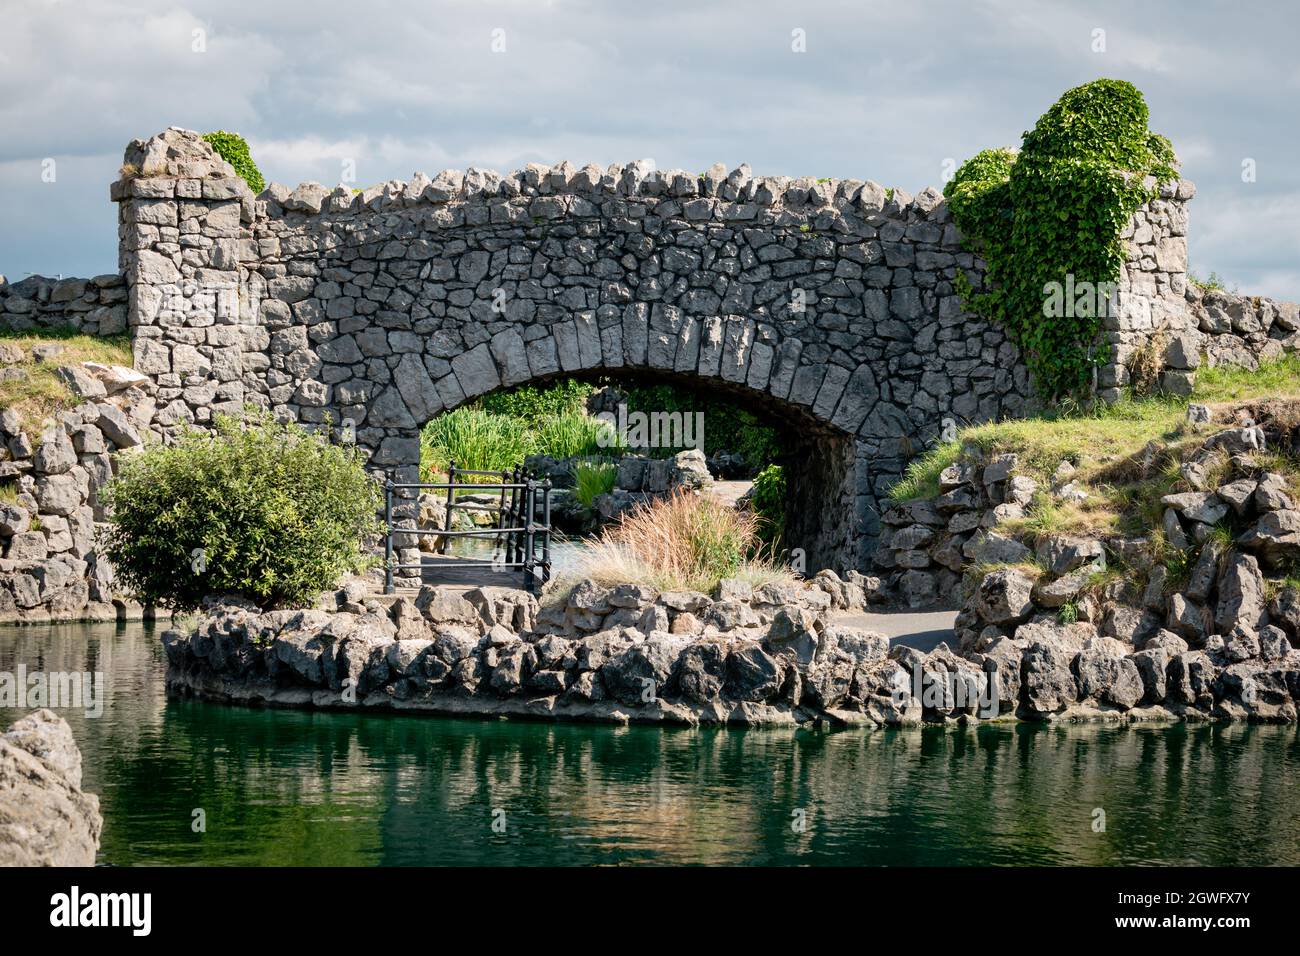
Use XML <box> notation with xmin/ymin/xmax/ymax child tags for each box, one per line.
<box><xmin>975</xmin><ymin>567</ymin><xmax>1035</xmax><ymax>625</ymax></box>
<box><xmin>724</xmin><ymin>641</ymin><xmax>784</xmax><ymax>702</ymax></box>
<box><xmin>1238</xmin><ymin>510</ymin><xmax>1300</xmax><ymax>567</ymax></box>
<box><xmin>0</xmin><ymin>710</ymin><xmax>102</xmax><ymax>866</ymax></box>
<box><xmin>1021</xmin><ymin>639</ymin><xmax>1079</xmax><ymax>717</ymax></box>
<box><xmin>1035</xmin><ymin>535</ymin><xmax>1105</xmax><ymax>575</ymax></box>
<box><xmin>1215</xmin><ymin>553</ymin><xmax>1267</xmax><ymax>634</ymax></box>
<box><xmin>1074</xmin><ymin>638</ymin><xmax>1144</xmax><ymax>709</ymax></box>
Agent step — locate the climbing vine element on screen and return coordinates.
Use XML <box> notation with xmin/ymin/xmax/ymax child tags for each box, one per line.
<box><xmin>203</xmin><ymin>130</ymin><xmax>265</xmax><ymax>193</ymax></box>
<box><xmin>947</xmin><ymin>80</ymin><xmax>1177</xmax><ymax>399</ymax></box>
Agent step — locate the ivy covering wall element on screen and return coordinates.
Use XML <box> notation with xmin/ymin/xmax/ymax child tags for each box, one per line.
<box><xmin>202</xmin><ymin>130</ymin><xmax>265</xmax><ymax>193</ymax></box>
<box><xmin>947</xmin><ymin>79</ymin><xmax>1177</xmax><ymax>398</ymax></box>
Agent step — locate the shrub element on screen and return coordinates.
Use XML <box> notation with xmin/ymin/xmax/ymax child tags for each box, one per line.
<box><xmin>202</xmin><ymin>131</ymin><xmax>265</xmax><ymax>193</ymax></box>
<box><xmin>100</xmin><ymin>411</ymin><xmax>381</xmax><ymax>611</ymax></box>
<box><xmin>748</xmin><ymin>464</ymin><xmax>786</xmax><ymax>546</ymax></box>
<box><xmin>479</xmin><ymin>379</ymin><xmax>594</xmax><ymax>424</ymax></box>
<box><xmin>572</xmin><ymin>459</ymin><xmax>617</xmax><ymax>507</ymax></box>
<box><xmin>561</xmin><ymin>490</ymin><xmax>792</xmax><ymax>594</ymax></box>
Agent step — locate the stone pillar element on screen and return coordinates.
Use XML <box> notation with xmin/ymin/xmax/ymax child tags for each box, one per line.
<box><xmin>110</xmin><ymin>128</ymin><xmax>254</xmax><ymax>435</ymax></box>
<box><xmin>1098</xmin><ymin>178</ymin><xmax>1195</xmax><ymax>401</ymax></box>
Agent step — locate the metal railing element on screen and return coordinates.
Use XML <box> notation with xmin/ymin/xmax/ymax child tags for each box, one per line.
<box><xmin>383</xmin><ymin>460</ymin><xmax>552</xmax><ymax>594</ymax></box>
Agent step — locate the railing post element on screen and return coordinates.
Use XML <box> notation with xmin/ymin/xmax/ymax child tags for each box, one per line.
<box><xmin>507</xmin><ymin>465</ymin><xmax>520</xmax><ymax>568</ymax></box>
<box><xmin>541</xmin><ymin>477</ymin><xmax>552</xmax><ymax>586</ymax></box>
<box><xmin>440</xmin><ymin>459</ymin><xmax>456</xmax><ymax>555</ymax></box>
<box><xmin>495</xmin><ymin>469</ymin><xmax>509</xmax><ymax>564</ymax></box>
<box><xmin>523</xmin><ymin>475</ymin><xmax>536</xmax><ymax>593</ymax></box>
<box><xmin>383</xmin><ymin>471</ymin><xmax>394</xmax><ymax>595</ymax></box>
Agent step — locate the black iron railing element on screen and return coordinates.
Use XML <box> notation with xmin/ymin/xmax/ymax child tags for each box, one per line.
<box><xmin>383</xmin><ymin>460</ymin><xmax>552</xmax><ymax>594</ymax></box>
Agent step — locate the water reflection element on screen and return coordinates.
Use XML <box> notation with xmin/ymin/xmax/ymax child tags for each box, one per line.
<box><xmin>1</xmin><ymin>622</ymin><xmax>1297</xmax><ymax>866</ymax></box>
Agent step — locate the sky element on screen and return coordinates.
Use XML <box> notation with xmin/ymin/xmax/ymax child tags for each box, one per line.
<box><xmin>1</xmin><ymin>0</ymin><xmax>1297</xmax><ymax>299</ymax></box>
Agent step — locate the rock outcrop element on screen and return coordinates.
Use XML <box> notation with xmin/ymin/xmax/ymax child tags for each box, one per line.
<box><xmin>0</xmin><ymin>709</ymin><xmax>102</xmax><ymax>866</ymax></box>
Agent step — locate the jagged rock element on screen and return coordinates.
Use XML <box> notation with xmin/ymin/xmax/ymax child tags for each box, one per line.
<box><xmin>765</xmin><ymin>606</ymin><xmax>819</xmax><ymax>664</ymax></box>
<box><xmin>1033</xmin><ymin>567</ymin><xmax>1093</xmax><ymax>608</ymax></box>
<box><xmin>1161</xmin><ymin>492</ymin><xmax>1228</xmax><ymax>525</ymax></box>
<box><xmin>0</xmin><ymin>710</ymin><xmax>102</xmax><ymax>866</ymax></box>
<box><xmin>1185</xmin><ymin>539</ymin><xmax>1223</xmax><ymax>602</ymax></box>
<box><xmin>1022</xmin><ymin>639</ymin><xmax>1079</xmax><ymax>717</ymax></box>
<box><xmin>1167</xmin><ymin>593</ymin><xmax>1211</xmax><ymax>645</ymax></box>
<box><xmin>1167</xmin><ymin>651</ymin><xmax>1215</xmax><ymax>708</ymax></box>
<box><xmin>1162</xmin><ymin>508</ymin><xmax>1191</xmax><ymax>551</ymax></box>
<box><xmin>1074</xmin><ymin>637</ymin><xmax>1144</xmax><ymax>709</ymax></box>
<box><xmin>1254</xmin><ymin>473</ymin><xmax>1294</xmax><ymax>511</ymax></box>
<box><xmin>1215</xmin><ymin>552</ymin><xmax>1267</xmax><ymax>634</ymax></box>
<box><xmin>1238</xmin><ymin>510</ymin><xmax>1300</xmax><ymax>567</ymax></box>
<box><xmin>963</xmin><ymin>531</ymin><xmax>1031</xmax><ymax>565</ymax></box>
<box><xmin>416</xmin><ymin>586</ymin><xmax>478</xmax><ymax>626</ymax></box>
<box><xmin>1035</xmin><ymin>535</ymin><xmax>1105</xmax><ymax>575</ymax></box>
<box><xmin>1268</xmin><ymin>586</ymin><xmax>1300</xmax><ymax>637</ymax></box>
<box><xmin>724</xmin><ymin>642</ymin><xmax>784</xmax><ymax>702</ymax></box>
<box><xmin>975</xmin><ymin>568</ymin><xmax>1036</xmax><ymax>625</ymax></box>
<box><xmin>601</xmin><ymin>632</ymin><xmax>690</xmax><ymax>705</ymax></box>
<box><xmin>1217</xmin><ymin>478</ymin><xmax>1257</xmax><ymax>515</ymax></box>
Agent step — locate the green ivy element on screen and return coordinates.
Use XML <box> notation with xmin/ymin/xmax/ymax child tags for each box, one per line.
<box><xmin>947</xmin><ymin>80</ymin><xmax>1177</xmax><ymax>398</ymax></box>
<box><xmin>202</xmin><ymin>130</ymin><xmax>265</xmax><ymax>193</ymax></box>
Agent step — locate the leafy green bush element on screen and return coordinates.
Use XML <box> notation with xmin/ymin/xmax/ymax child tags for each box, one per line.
<box><xmin>572</xmin><ymin>460</ymin><xmax>617</xmax><ymax>507</ymax></box>
<box><xmin>479</xmin><ymin>379</ymin><xmax>594</xmax><ymax>425</ymax></box>
<box><xmin>100</xmin><ymin>412</ymin><xmax>380</xmax><ymax>611</ymax></box>
<box><xmin>948</xmin><ymin>80</ymin><xmax>1177</xmax><ymax>399</ymax></box>
<box><xmin>748</xmin><ymin>464</ymin><xmax>787</xmax><ymax>546</ymax></box>
<box><xmin>202</xmin><ymin>131</ymin><xmax>265</xmax><ymax>193</ymax></box>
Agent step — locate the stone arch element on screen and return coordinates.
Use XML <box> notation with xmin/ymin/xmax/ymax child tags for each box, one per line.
<box><xmin>370</xmin><ymin>338</ymin><xmax>873</xmax><ymax>574</ymax></box>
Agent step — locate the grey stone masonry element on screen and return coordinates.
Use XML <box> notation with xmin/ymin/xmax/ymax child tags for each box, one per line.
<box><xmin>0</xmin><ymin>274</ymin><xmax>127</xmax><ymax>336</ymax></box>
<box><xmin>109</xmin><ymin>128</ymin><xmax>1245</xmax><ymax>575</ymax></box>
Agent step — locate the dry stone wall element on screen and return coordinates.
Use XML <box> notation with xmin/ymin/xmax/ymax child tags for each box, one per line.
<box><xmin>0</xmin><ymin>274</ymin><xmax>127</xmax><ymax>337</ymax></box>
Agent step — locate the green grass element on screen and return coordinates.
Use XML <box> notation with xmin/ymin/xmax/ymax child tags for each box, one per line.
<box><xmin>888</xmin><ymin>353</ymin><xmax>1300</xmax><ymax>540</ymax></box>
<box><xmin>0</xmin><ymin>328</ymin><xmax>134</xmax><ymax>435</ymax></box>
<box><xmin>536</xmin><ymin>410</ymin><xmax>621</xmax><ymax>459</ymax></box>
<box><xmin>572</xmin><ymin>459</ymin><xmax>617</xmax><ymax>507</ymax></box>
<box><xmin>1191</xmin><ymin>352</ymin><xmax>1300</xmax><ymax>402</ymax></box>
<box><xmin>420</xmin><ymin>408</ymin><xmax>536</xmax><ymax>482</ymax></box>
<box><xmin>420</xmin><ymin>406</ymin><xmax>621</xmax><ymax>482</ymax></box>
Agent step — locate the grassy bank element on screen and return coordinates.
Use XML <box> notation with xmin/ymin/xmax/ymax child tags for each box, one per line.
<box><xmin>0</xmin><ymin>328</ymin><xmax>134</xmax><ymax>434</ymax></box>
<box><xmin>888</xmin><ymin>355</ymin><xmax>1300</xmax><ymax>541</ymax></box>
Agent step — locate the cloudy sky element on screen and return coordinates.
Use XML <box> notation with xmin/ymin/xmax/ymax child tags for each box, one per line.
<box><xmin>2</xmin><ymin>0</ymin><xmax>1297</xmax><ymax>299</ymax></box>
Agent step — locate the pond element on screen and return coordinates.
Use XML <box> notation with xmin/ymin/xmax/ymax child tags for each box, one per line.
<box><xmin>2</xmin><ymin>621</ymin><xmax>1299</xmax><ymax>866</ymax></box>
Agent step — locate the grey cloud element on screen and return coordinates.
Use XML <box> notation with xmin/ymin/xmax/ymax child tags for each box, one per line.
<box><xmin>0</xmin><ymin>0</ymin><xmax>1296</xmax><ymax>300</ymax></box>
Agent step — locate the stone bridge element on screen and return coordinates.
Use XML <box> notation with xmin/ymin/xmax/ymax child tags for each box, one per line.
<box><xmin>100</xmin><ymin>127</ymin><xmax>1192</xmax><ymax>574</ymax></box>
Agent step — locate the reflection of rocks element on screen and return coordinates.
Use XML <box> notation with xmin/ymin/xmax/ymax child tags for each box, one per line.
<box><xmin>0</xmin><ymin>709</ymin><xmax>102</xmax><ymax>866</ymax></box>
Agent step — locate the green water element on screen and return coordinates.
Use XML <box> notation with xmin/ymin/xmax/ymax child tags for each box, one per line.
<box><xmin>2</xmin><ymin>621</ymin><xmax>1299</xmax><ymax>866</ymax></box>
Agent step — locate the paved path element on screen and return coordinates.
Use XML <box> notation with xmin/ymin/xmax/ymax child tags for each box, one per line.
<box><xmin>832</xmin><ymin>609</ymin><xmax>958</xmax><ymax>653</ymax></box>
